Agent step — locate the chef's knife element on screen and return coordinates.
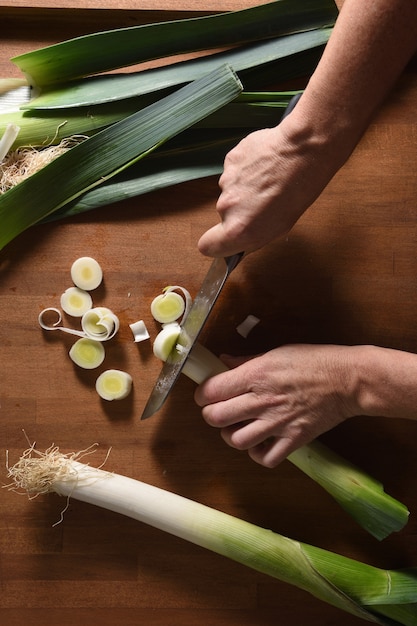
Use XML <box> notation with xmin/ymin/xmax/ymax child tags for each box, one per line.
<box><xmin>140</xmin><ymin>92</ymin><xmax>302</xmax><ymax>420</ymax></box>
<box><xmin>141</xmin><ymin>252</ymin><xmax>243</xmax><ymax>420</ymax></box>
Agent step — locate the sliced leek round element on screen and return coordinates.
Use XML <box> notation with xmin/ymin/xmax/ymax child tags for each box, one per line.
<box><xmin>71</xmin><ymin>256</ymin><xmax>103</xmax><ymax>291</ymax></box>
<box><xmin>69</xmin><ymin>337</ymin><xmax>105</xmax><ymax>369</ymax></box>
<box><xmin>60</xmin><ymin>286</ymin><xmax>93</xmax><ymax>317</ymax></box>
<box><xmin>95</xmin><ymin>369</ymin><xmax>132</xmax><ymax>401</ymax></box>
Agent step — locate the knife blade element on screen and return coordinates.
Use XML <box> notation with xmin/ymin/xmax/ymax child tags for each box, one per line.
<box><xmin>141</xmin><ymin>252</ymin><xmax>243</xmax><ymax>420</ymax></box>
<box><xmin>140</xmin><ymin>91</ymin><xmax>302</xmax><ymax>420</ymax></box>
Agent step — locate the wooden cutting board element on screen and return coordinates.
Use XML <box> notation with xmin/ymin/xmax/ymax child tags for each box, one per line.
<box><xmin>1</xmin><ymin>3</ymin><xmax>416</xmax><ymax>625</ymax></box>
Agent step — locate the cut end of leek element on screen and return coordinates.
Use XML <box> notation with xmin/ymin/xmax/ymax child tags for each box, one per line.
<box><xmin>153</xmin><ymin>323</ymin><xmax>181</xmax><ymax>362</ymax></box>
<box><xmin>60</xmin><ymin>286</ymin><xmax>93</xmax><ymax>317</ymax></box>
<box><xmin>71</xmin><ymin>256</ymin><xmax>103</xmax><ymax>291</ymax></box>
<box><xmin>69</xmin><ymin>337</ymin><xmax>105</xmax><ymax>369</ymax></box>
<box><xmin>96</xmin><ymin>369</ymin><xmax>132</xmax><ymax>401</ymax></box>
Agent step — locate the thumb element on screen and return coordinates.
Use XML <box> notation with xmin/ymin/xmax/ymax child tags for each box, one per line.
<box><xmin>198</xmin><ymin>223</ymin><xmax>242</xmax><ymax>258</ymax></box>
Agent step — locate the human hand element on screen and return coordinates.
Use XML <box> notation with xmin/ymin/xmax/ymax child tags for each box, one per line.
<box><xmin>197</xmin><ymin>119</ymin><xmax>343</xmax><ymax>258</ymax></box>
<box><xmin>194</xmin><ymin>344</ymin><xmax>359</xmax><ymax>468</ymax></box>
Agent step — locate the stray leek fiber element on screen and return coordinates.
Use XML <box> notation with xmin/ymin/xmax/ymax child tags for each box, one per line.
<box><xmin>0</xmin><ymin>64</ymin><xmax>242</xmax><ymax>251</ymax></box>
<box><xmin>71</xmin><ymin>256</ymin><xmax>103</xmax><ymax>291</ymax></box>
<box><xmin>96</xmin><ymin>369</ymin><xmax>132</xmax><ymax>401</ymax></box>
<box><xmin>152</xmin><ymin>329</ymin><xmax>409</xmax><ymax>541</ymax></box>
<box><xmin>6</xmin><ymin>444</ymin><xmax>417</xmax><ymax>625</ymax></box>
<box><xmin>69</xmin><ymin>337</ymin><xmax>105</xmax><ymax>370</ymax></box>
<box><xmin>60</xmin><ymin>287</ymin><xmax>93</xmax><ymax>317</ymax></box>
<box><xmin>0</xmin><ymin>123</ymin><xmax>20</xmax><ymax>161</ymax></box>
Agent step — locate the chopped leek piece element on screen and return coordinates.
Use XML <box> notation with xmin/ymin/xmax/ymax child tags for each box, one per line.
<box><xmin>69</xmin><ymin>337</ymin><xmax>105</xmax><ymax>370</ymax></box>
<box><xmin>129</xmin><ymin>320</ymin><xmax>150</xmax><ymax>343</ymax></box>
<box><xmin>71</xmin><ymin>256</ymin><xmax>103</xmax><ymax>291</ymax></box>
<box><xmin>7</xmin><ymin>443</ymin><xmax>417</xmax><ymax>625</ymax></box>
<box><xmin>60</xmin><ymin>287</ymin><xmax>93</xmax><ymax>317</ymax></box>
<box><xmin>81</xmin><ymin>307</ymin><xmax>119</xmax><ymax>342</ymax></box>
<box><xmin>96</xmin><ymin>369</ymin><xmax>132</xmax><ymax>401</ymax></box>
<box><xmin>236</xmin><ymin>314</ymin><xmax>260</xmax><ymax>338</ymax></box>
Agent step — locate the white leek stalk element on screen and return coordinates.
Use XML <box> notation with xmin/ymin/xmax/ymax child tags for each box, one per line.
<box><xmin>6</xmin><ymin>444</ymin><xmax>417</xmax><ymax>626</ymax></box>
<box><xmin>152</xmin><ymin>329</ymin><xmax>409</xmax><ymax>541</ymax></box>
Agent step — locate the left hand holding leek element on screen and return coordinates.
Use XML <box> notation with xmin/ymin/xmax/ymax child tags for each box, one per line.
<box><xmin>195</xmin><ymin>343</ymin><xmax>417</xmax><ymax>468</ymax></box>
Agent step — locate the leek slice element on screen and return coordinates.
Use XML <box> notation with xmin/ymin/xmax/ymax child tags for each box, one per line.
<box><xmin>12</xmin><ymin>0</ymin><xmax>338</xmax><ymax>88</ymax></box>
<box><xmin>7</xmin><ymin>444</ymin><xmax>417</xmax><ymax>625</ymax></box>
<box><xmin>71</xmin><ymin>257</ymin><xmax>103</xmax><ymax>291</ymax></box>
<box><xmin>96</xmin><ymin>370</ymin><xmax>133</xmax><ymax>401</ymax></box>
<box><xmin>69</xmin><ymin>338</ymin><xmax>105</xmax><ymax>370</ymax></box>
<box><xmin>0</xmin><ymin>64</ymin><xmax>242</xmax><ymax>250</ymax></box>
<box><xmin>60</xmin><ymin>287</ymin><xmax>93</xmax><ymax>317</ymax></box>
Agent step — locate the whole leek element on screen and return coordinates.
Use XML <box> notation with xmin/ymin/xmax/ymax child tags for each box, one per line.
<box><xmin>6</xmin><ymin>444</ymin><xmax>417</xmax><ymax>626</ymax></box>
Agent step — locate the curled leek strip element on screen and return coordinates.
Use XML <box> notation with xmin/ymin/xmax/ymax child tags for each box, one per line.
<box><xmin>81</xmin><ymin>307</ymin><xmax>119</xmax><ymax>342</ymax></box>
<box><xmin>38</xmin><ymin>307</ymin><xmax>86</xmax><ymax>338</ymax></box>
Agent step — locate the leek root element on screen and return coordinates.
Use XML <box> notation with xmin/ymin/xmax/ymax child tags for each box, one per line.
<box><xmin>6</xmin><ymin>444</ymin><xmax>417</xmax><ymax>625</ymax></box>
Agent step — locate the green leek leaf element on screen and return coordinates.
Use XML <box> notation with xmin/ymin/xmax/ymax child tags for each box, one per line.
<box><xmin>0</xmin><ymin>64</ymin><xmax>242</xmax><ymax>250</ymax></box>
<box><xmin>23</xmin><ymin>29</ymin><xmax>331</xmax><ymax>109</ymax></box>
<box><xmin>12</xmin><ymin>0</ymin><xmax>338</xmax><ymax>87</ymax></box>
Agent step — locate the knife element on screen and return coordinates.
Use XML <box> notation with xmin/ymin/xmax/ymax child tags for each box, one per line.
<box><xmin>140</xmin><ymin>92</ymin><xmax>302</xmax><ymax>420</ymax></box>
<box><xmin>141</xmin><ymin>252</ymin><xmax>243</xmax><ymax>420</ymax></box>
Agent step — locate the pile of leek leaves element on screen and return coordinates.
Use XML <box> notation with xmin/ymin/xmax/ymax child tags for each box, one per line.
<box><xmin>2</xmin><ymin>2</ymin><xmax>417</xmax><ymax>623</ymax></box>
<box><xmin>0</xmin><ymin>0</ymin><xmax>338</xmax><ymax>250</ymax></box>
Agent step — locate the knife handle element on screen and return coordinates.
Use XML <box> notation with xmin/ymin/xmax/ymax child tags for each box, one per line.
<box><xmin>225</xmin><ymin>251</ymin><xmax>244</xmax><ymax>274</ymax></box>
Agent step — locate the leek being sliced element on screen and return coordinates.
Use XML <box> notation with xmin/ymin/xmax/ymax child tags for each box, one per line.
<box><xmin>12</xmin><ymin>0</ymin><xmax>338</xmax><ymax>88</ymax></box>
<box><xmin>23</xmin><ymin>30</ymin><xmax>331</xmax><ymax>109</ymax></box>
<box><xmin>152</xmin><ymin>334</ymin><xmax>409</xmax><ymax>541</ymax></box>
<box><xmin>0</xmin><ymin>64</ymin><xmax>242</xmax><ymax>250</ymax></box>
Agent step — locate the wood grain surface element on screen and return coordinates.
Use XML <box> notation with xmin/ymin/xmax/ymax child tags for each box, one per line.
<box><xmin>1</xmin><ymin>2</ymin><xmax>416</xmax><ymax>625</ymax></box>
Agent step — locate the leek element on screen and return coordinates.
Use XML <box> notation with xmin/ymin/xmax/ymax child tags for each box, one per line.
<box><xmin>23</xmin><ymin>30</ymin><xmax>331</xmax><ymax>109</ymax></box>
<box><xmin>6</xmin><ymin>444</ymin><xmax>417</xmax><ymax>625</ymax></box>
<box><xmin>152</xmin><ymin>332</ymin><xmax>409</xmax><ymax>541</ymax></box>
<box><xmin>12</xmin><ymin>0</ymin><xmax>338</xmax><ymax>88</ymax></box>
<box><xmin>0</xmin><ymin>64</ymin><xmax>242</xmax><ymax>251</ymax></box>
